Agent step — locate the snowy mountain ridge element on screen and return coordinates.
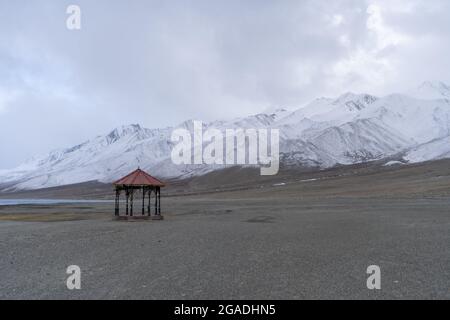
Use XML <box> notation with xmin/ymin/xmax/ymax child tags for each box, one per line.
<box><xmin>2</xmin><ymin>82</ymin><xmax>450</xmax><ymax>190</ymax></box>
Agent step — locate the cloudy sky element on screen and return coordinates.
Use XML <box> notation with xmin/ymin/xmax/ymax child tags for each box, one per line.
<box><xmin>0</xmin><ymin>0</ymin><xmax>450</xmax><ymax>169</ymax></box>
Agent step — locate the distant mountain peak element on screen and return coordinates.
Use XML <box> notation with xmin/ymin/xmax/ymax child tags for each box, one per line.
<box><xmin>335</xmin><ymin>92</ymin><xmax>376</xmax><ymax>102</ymax></box>
<box><xmin>409</xmin><ymin>81</ymin><xmax>450</xmax><ymax>100</ymax></box>
<box><xmin>333</xmin><ymin>92</ymin><xmax>378</xmax><ymax>111</ymax></box>
<box><xmin>337</xmin><ymin>91</ymin><xmax>357</xmax><ymax>99</ymax></box>
<box><xmin>418</xmin><ymin>80</ymin><xmax>450</xmax><ymax>90</ymax></box>
<box><xmin>267</xmin><ymin>108</ymin><xmax>289</xmax><ymax>121</ymax></box>
<box><xmin>271</xmin><ymin>108</ymin><xmax>287</xmax><ymax>113</ymax></box>
<box><xmin>262</xmin><ymin>106</ymin><xmax>290</xmax><ymax>116</ymax></box>
<box><xmin>107</xmin><ymin>124</ymin><xmax>144</xmax><ymax>144</ymax></box>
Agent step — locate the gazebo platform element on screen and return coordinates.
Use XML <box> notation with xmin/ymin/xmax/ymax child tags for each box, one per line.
<box><xmin>115</xmin><ymin>215</ymin><xmax>164</xmax><ymax>221</ymax></box>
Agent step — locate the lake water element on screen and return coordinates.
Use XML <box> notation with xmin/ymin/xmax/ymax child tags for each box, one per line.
<box><xmin>0</xmin><ymin>199</ymin><xmax>113</xmax><ymax>206</ymax></box>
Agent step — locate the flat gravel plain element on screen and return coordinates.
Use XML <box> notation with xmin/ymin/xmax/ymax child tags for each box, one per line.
<box><xmin>0</xmin><ymin>194</ymin><xmax>449</xmax><ymax>299</ymax></box>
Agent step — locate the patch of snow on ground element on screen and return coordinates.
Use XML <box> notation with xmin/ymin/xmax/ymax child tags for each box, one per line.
<box><xmin>384</xmin><ymin>161</ymin><xmax>405</xmax><ymax>166</ymax></box>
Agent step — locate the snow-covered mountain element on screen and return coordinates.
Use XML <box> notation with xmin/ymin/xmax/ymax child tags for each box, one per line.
<box><xmin>2</xmin><ymin>82</ymin><xmax>450</xmax><ymax>190</ymax></box>
<box><xmin>0</xmin><ymin>124</ymin><xmax>176</xmax><ymax>190</ymax></box>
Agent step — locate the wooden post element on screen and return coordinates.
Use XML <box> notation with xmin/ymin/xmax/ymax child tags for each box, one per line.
<box><xmin>142</xmin><ymin>187</ymin><xmax>145</xmax><ymax>216</ymax></box>
<box><xmin>125</xmin><ymin>188</ymin><xmax>129</xmax><ymax>216</ymax></box>
<box><xmin>158</xmin><ymin>187</ymin><xmax>161</xmax><ymax>215</ymax></box>
<box><xmin>115</xmin><ymin>188</ymin><xmax>119</xmax><ymax>216</ymax></box>
<box><xmin>147</xmin><ymin>187</ymin><xmax>152</xmax><ymax>217</ymax></box>
<box><xmin>130</xmin><ymin>189</ymin><xmax>134</xmax><ymax>216</ymax></box>
<box><xmin>154</xmin><ymin>188</ymin><xmax>157</xmax><ymax>216</ymax></box>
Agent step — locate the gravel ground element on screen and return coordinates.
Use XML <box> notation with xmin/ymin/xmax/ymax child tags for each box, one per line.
<box><xmin>0</xmin><ymin>196</ymin><xmax>449</xmax><ymax>300</ymax></box>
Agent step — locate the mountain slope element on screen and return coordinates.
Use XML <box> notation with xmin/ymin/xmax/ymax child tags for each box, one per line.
<box><xmin>310</xmin><ymin>118</ymin><xmax>411</xmax><ymax>164</ymax></box>
<box><xmin>404</xmin><ymin>135</ymin><xmax>450</xmax><ymax>163</ymax></box>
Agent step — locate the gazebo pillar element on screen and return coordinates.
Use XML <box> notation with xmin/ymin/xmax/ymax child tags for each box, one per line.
<box><xmin>125</xmin><ymin>189</ymin><xmax>129</xmax><ymax>216</ymax></box>
<box><xmin>158</xmin><ymin>187</ymin><xmax>161</xmax><ymax>215</ymax></box>
<box><xmin>130</xmin><ymin>189</ymin><xmax>134</xmax><ymax>216</ymax></box>
<box><xmin>114</xmin><ymin>188</ymin><xmax>120</xmax><ymax>216</ymax></box>
<box><xmin>142</xmin><ymin>187</ymin><xmax>145</xmax><ymax>216</ymax></box>
<box><xmin>147</xmin><ymin>187</ymin><xmax>152</xmax><ymax>216</ymax></box>
<box><xmin>154</xmin><ymin>188</ymin><xmax>157</xmax><ymax>215</ymax></box>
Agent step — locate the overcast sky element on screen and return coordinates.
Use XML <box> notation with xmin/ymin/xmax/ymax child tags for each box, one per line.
<box><xmin>1</xmin><ymin>0</ymin><xmax>450</xmax><ymax>169</ymax></box>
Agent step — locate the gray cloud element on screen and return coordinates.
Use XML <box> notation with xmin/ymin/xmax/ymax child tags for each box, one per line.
<box><xmin>0</xmin><ymin>0</ymin><xmax>449</xmax><ymax>168</ymax></box>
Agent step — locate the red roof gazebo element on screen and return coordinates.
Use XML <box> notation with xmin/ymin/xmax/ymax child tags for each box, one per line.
<box><xmin>113</xmin><ymin>168</ymin><xmax>165</xmax><ymax>219</ymax></box>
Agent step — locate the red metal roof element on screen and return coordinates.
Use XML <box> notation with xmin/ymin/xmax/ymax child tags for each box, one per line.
<box><xmin>113</xmin><ymin>168</ymin><xmax>165</xmax><ymax>187</ymax></box>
